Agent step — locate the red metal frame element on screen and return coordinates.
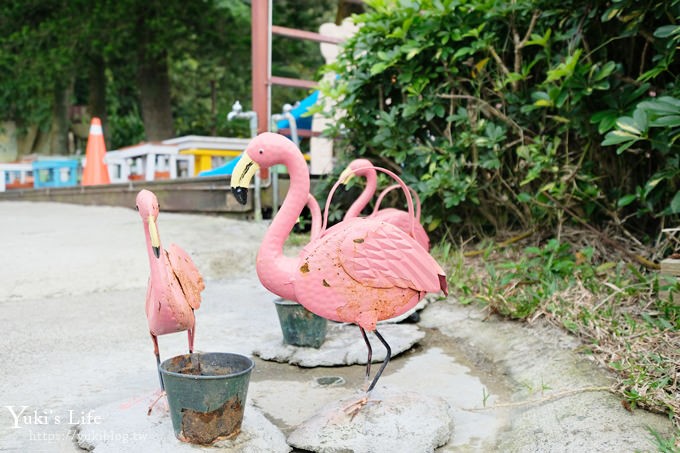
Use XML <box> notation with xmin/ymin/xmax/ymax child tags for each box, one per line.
<box><xmin>251</xmin><ymin>0</ymin><xmax>346</xmax><ymax>135</ymax></box>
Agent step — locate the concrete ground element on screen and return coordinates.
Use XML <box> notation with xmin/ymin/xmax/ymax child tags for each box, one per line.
<box><xmin>0</xmin><ymin>201</ymin><xmax>675</xmax><ymax>452</ymax></box>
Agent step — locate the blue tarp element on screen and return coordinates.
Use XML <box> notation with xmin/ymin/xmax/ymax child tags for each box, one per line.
<box><xmin>275</xmin><ymin>90</ymin><xmax>320</xmax><ymax>131</ymax></box>
<box><xmin>198</xmin><ymin>156</ymin><xmax>241</xmax><ymax>176</ymax></box>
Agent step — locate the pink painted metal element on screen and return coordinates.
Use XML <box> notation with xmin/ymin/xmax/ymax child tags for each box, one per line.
<box><xmin>251</xmin><ymin>0</ymin><xmax>269</xmax><ymax>135</ymax></box>
<box><xmin>343</xmin><ymin>159</ymin><xmax>431</xmax><ymax>251</ymax></box>
<box><xmin>269</xmin><ymin>75</ymin><xmax>318</xmax><ymax>90</ymax></box>
<box><xmin>307</xmin><ymin>193</ymin><xmax>322</xmax><ymax>241</ymax></box>
<box><xmin>231</xmin><ymin>134</ymin><xmax>447</xmax><ymax>329</ymax></box>
<box><xmin>271</xmin><ymin>24</ymin><xmax>344</xmax><ymax>44</ymax></box>
<box><xmin>136</xmin><ymin>189</ymin><xmax>205</xmax><ymax>383</ymax></box>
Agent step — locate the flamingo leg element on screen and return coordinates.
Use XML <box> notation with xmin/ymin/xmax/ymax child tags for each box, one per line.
<box><xmin>188</xmin><ymin>327</ymin><xmax>195</xmax><ymax>354</ymax></box>
<box><xmin>150</xmin><ymin>333</ymin><xmax>164</xmax><ymax>391</ymax></box>
<box><xmin>148</xmin><ymin>333</ymin><xmax>167</xmax><ymax>416</ymax></box>
<box><xmin>367</xmin><ymin>329</ymin><xmax>391</xmax><ymax>392</ymax></box>
<box><xmin>359</xmin><ymin>327</ymin><xmax>373</xmax><ymax>380</ymax></box>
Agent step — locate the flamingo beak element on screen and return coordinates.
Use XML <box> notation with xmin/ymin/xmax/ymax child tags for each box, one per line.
<box><xmin>231</xmin><ymin>153</ymin><xmax>259</xmax><ymax>205</ymax></box>
<box><xmin>339</xmin><ymin>167</ymin><xmax>355</xmax><ymax>185</ymax></box>
<box><xmin>147</xmin><ymin>216</ymin><xmax>160</xmax><ymax>258</ymax></box>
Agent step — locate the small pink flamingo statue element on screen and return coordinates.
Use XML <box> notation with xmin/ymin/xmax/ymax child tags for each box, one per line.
<box><xmin>136</xmin><ymin>189</ymin><xmax>205</xmax><ymax>413</ymax></box>
<box><xmin>231</xmin><ymin>133</ymin><xmax>447</xmax><ymax>409</ymax></box>
<box><xmin>340</xmin><ymin>158</ymin><xmax>430</xmax><ymax>251</ymax></box>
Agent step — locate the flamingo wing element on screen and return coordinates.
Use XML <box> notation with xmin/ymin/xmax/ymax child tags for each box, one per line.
<box><xmin>373</xmin><ymin>208</ymin><xmax>431</xmax><ymax>251</ymax></box>
<box><xmin>338</xmin><ymin>219</ymin><xmax>445</xmax><ymax>293</ymax></box>
<box><xmin>166</xmin><ymin>243</ymin><xmax>205</xmax><ymax>310</ymax></box>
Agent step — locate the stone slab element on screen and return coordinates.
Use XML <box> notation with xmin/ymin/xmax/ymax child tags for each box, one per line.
<box><xmin>253</xmin><ymin>322</ymin><xmax>425</xmax><ymax>367</ymax></box>
<box><xmin>287</xmin><ymin>388</ymin><xmax>454</xmax><ymax>453</ymax></box>
<box><xmin>76</xmin><ymin>394</ymin><xmax>290</xmax><ymax>452</ymax></box>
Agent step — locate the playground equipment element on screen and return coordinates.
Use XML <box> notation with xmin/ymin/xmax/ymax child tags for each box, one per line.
<box><xmin>249</xmin><ymin>0</ymin><xmax>349</xmax><ymax>163</ymax></box>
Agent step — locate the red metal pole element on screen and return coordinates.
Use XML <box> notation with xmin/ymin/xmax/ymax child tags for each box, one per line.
<box><xmin>251</xmin><ymin>0</ymin><xmax>270</xmax><ymax>135</ymax></box>
<box><xmin>271</xmin><ymin>25</ymin><xmax>343</xmax><ymax>44</ymax></box>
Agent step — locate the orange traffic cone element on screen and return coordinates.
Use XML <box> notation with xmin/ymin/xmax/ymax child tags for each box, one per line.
<box><xmin>81</xmin><ymin>117</ymin><xmax>111</xmax><ymax>186</ymax></box>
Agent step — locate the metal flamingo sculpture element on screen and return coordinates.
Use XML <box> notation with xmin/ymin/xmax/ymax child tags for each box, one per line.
<box><xmin>136</xmin><ymin>189</ymin><xmax>205</xmax><ymax>413</ymax></box>
<box><xmin>341</xmin><ymin>158</ymin><xmax>430</xmax><ymax>251</ymax></box>
<box><xmin>230</xmin><ymin>133</ymin><xmax>447</xmax><ymax>405</ymax></box>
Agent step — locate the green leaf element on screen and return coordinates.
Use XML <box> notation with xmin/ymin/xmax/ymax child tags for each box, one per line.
<box><xmin>534</xmin><ymin>99</ymin><xmax>553</xmax><ymax>107</ymax></box>
<box><xmin>639</xmin><ymin>96</ymin><xmax>680</xmax><ymax>115</ymax></box>
<box><xmin>593</xmin><ymin>61</ymin><xmax>616</xmax><ymax>81</ymax></box>
<box><xmin>602</xmin><ymin>130</ymin><xmax>637</xmax><ymax>146</ymax></box>
<box><xmin>654</xmin><ymin>25</ymin><xmax>680</xmax><ymax>39</ymax></box>
<box><xmin>670</xmin><ymin>191</ymin><xmax>680</xmax><ymax>214</ymax></box>
<box><xmin>370</xmin><ymin>62</ymin><xmax>389</xmax><ymax>76</ymax></box>
<box><xmin>617</xmin><ymin>194</ymin><xmax>637</xmax><ymax>207</ymax></box>
<box><xmin>517</xmin><ymin>192</ymin><xmax>532</xmax><ymax>203</ymax></box>
<box><xmin>632</xmin><ymin>108</ymin><xmax>648</xmax><ymax>131</ymax></box>
<box><xmin>615</xmin><ymin>117</ymin><xmax>642</xmax><ymax>135</ymax></box>
<box><xmin>650</xmin><ymin>115</ymin><xmax>680</xmax><ymax>128</ymax></box>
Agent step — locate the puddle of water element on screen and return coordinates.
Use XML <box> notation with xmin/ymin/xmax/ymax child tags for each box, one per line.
<box><xmin>381</xmin><ymin>347</ymin><xmax>506</xmax><ymax>449</ymax></box>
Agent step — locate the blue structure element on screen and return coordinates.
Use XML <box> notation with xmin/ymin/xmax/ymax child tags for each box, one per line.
<box><xmin>201</xmin><ymin>90</ymin><xmax>319</xmax><ymax>177</ymax></box>
<box><xmin>198</xmin><ymin>156</ymin><xmax>241</xmax><ymax>177</ymax></box>
<box><xmin>275</xmin><ymin>90</ymin><xmax>319</xmax><ymax>131</ymax></box>
<box><xmin>32</xmin><ymin>159</ymin><xmax>80</xmax><ymax>188</ymax></box>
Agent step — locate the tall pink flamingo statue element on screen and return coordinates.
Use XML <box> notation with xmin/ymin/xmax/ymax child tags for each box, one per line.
<box><xmin>136</xmin><ymin>189</ymin><xmax>205</xmax><ymax>413</ymax></box>
<box><xmin>231</xmin><ymin>133</ymin><xmax>447</xmax><ymax>408</ymax></box>
<box><xmin>341</xmin><ymin>158</ymin><xmax>430</xmax><ymax>251</ymax></box>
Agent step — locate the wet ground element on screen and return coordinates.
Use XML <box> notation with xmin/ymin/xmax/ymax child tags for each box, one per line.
<box><xmin>0</xmin><ymin>201</ymin><xmax>675</xmax><ymax>452</ymax></box>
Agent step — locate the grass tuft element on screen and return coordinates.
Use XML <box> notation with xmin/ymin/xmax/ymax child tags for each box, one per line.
<box><xmin>433</xmin><ymin>227</ymin><xmax>680</xmax><ymax>432</ymax></box>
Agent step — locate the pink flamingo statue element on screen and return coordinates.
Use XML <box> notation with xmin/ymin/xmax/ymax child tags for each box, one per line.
<box><xmin>306</xmin><ymin>193</ymin><xmax>322</xmax><ymax>241</ymax></box>
<box><xmin>340</xmin><ymin>158</ymin><xmax>430</xmax><ymax>251</ymax></box>
<box><xmin>231</xmin><ymin>133</ymin><xmax>447</xmax><ymax>407</ymax></box>
<box><xmin>136</xmin><ymin>189</ymin><xmax>205</xmax><ymax>413</ymax></box>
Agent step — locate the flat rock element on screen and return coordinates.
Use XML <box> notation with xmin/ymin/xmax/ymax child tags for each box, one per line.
<box><xmin>253</xmin><ymin>322</ymin><xmax>425</xmax><ymax>367</ymax></box>
<box><xmin>76</xmin><ymin>394</ymin><xmax>289</xmax><ymax>452</ymax></box>
<box><xmin>287</xmin><ymin>388</ymin><xmax>454</xmax><ymax>453</ymax></box>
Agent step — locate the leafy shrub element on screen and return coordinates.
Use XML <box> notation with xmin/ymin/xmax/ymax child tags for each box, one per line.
<box><xmin>320</xmin><ymin>0</ymin><xmax>680</xmax><ymax>242</ymax></box>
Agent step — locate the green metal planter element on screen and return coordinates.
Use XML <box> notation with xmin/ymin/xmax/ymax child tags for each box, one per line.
<box><xmin>274</xmin><ymin>298</ymin><xmax>327</xmax><ymax>348</ymax></box>
<box><xmin>159</xmin><ymin>352</ymin><xmax>254</xmax><ymax>445</ymax></box>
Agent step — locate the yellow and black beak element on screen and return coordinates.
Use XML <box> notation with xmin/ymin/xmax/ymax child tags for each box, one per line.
<box><xmin>230</xmin><ymin>153</ymin><xmax>259</xmax><ymax>205</ymax></box>
<box><xmin>339</xmin><ymin>167</ymin><xmax>356</xmax><ymax>185</ymax></box>
<box><xmin>147</xmin><ymin>216</ymin><xmax>160</xmax><ymax>258</ymax></box>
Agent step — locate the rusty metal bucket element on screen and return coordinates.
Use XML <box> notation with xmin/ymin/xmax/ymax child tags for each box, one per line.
<box><xmin>159</xmin><ymin>352</ymin><xmax>254</xmax><ymax>445</ymax></box>
<box><xmin>274</xmin><ymin>298</ymin><xmax>327</xmax><ymax>348</ymax></box>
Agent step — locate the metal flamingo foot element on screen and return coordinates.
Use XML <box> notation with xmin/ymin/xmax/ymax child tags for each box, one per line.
<box><xmin>343</xmin><ymin>394</ymin><xmax>370</xmax><ymax>420</ymax></box>
<box><xmin>147</xmin><ymin>390</ymin><xmax>167</xmax><ymax>416</ymax></box>
<box><xmin>345</xmin><ymin>328</ymin><xmax>391</xmax><ymax>419</ymax></box>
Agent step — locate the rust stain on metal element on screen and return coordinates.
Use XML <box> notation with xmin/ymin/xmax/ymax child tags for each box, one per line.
<box><xmin>180</xmin><ymin>396</ymin><xmax>244</xmax><ymax>444</ymax></box>
<box><xmin>300</xmin><ymin>262</ymin><xmax>310</xmax><ymax>273</ymax></box>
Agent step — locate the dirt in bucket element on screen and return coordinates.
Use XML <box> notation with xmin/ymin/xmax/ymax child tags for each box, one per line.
<box><xmin>179</xmin><ymin>396</ymin><xmax>244</xmax><ymax>445</ymax></box>
<box><xmin>167</xmin><ymin>355</ymin><xmax>236</xmax><ymax>376</ymax></box>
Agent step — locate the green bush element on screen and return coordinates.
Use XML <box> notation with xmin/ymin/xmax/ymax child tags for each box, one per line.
<box><xmin>320</xmin><ymin>0</ymin><xmax>680</xmax><ymax>242</ymax></box>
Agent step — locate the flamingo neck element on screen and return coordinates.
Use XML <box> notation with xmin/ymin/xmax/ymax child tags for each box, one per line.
<box><xmin>144</xmin><ymin>221</ymin><xmax>166</xmax><ymax>285</ymax></box>
<box><xmin>345</xmin><ymin>167</ymin><xmax>377</xmax><ymax>219</ymax></box>
<box><xmin>256</xmin><ymin>154</ymin><xmax>310</xmax><ymax>301</ymax></box>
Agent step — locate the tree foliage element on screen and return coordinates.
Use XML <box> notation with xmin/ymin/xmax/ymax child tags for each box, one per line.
<box><xmin>321</xmin><ymin>0</ymin><xmax>680</xmax><ymax>241</ymax></box>
<box><xmin>0</xmin><ymin>0</ymin><xmax>336</xmax><ymax>149</ymax></box>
